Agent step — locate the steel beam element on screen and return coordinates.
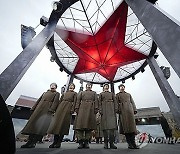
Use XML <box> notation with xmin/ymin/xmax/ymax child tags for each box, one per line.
<box><xmin>64</xmin><ymin>75</ymin><xmax>75</xmax><ymax>92</ymax></box>
<box><xmin>110</xmin><ymin>82</ymin><xmax>115</xmax><ymax>93</ymax></box>
<box><xmin>148</xmin><ymin>57</ymin><xmax>180</xmax><ymax>127</ymax></box>
<box><xmin>0</xmin><ymin>0</ymin><xmax>78</xmax><ymax>101</ymax></box>
<box><xmin>0</xmin><ymin>23</ymin><xmax>57</xmax><ymax>100</ymax></box>
<box><xmin>125</xmin><ymin>0</ymin><xmax>180</xmax><ymax>78</ymax></box>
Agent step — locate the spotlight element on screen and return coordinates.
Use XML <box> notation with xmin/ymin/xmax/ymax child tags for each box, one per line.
<box><xmin>160</xmin><ymin>66</ymin><xmax>171</xmax><ymax>79</ymax></box>
<box><xmin>40</xmin><ymin>16</ymin><xmax>48</xmax><ymax>26</ymax></box>
<box><xmin>132</xmin><ymin>75</ymin><xmax>135</xmax><ymax>80</ymax></box>
<box><xmin>141</xmin><ymin>118</ymin><xmax>146</xmax><ymax>123</ymax></box>
<box><xmin>154</xmin><ymin>52</ymin><xmax>159</xmax><ymax>59</ymax></box>
<box><xmin>50</xmin><ymin>56</ymin><xmax>55</xmax><ymax>62</ymax></box>
<box><xmin>141</xmin><ymin>68</ymin><xmax>145</xmax><ymax>73</ymax></box>
<box><xmin>53</xmin><ymin>1</ymin><xmax>63</xmax><ymax>12</ymax></box>
<box><xmin>59</xmin><ymin>67</ymin><xmax>63</xmax><ymax>72</ymax></box>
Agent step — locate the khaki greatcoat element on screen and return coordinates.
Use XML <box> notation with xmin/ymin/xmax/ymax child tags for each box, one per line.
<box><xmin>74</xmin><ymin>90</ymin><xmax>98</xmax><ymax>130</ymax></box>
<box><xmin>116</xmin><ymin>91</ymin><xmax>137</xmax><ymax>134</ymax></box>
<box><xmin>21</xmin><ymin>90</ymin><xmax>60</xmax><ymax>136</ymax></box>
<box><xmin>47</xmin><ymin>90</ymin><xmax>77</xmax><ymax>135</ymax></box>
<box><xmin>99</xmin><ymin>91</ymin><xmax>118</xmax><ymax>130</ymax></box>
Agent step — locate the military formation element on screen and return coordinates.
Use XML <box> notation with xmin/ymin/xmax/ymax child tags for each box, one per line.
<box><xmin>20</xmin><ymin>82</ymin><xmax>139</xmax><ymax>150</ymax></box>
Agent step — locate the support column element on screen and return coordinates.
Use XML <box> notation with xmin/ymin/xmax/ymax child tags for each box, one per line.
<box><xmin>110</xmin><ymin>82</ymin><xmax>115</xmax><ymax>93</ymax></box>
<box><xmin>147</xmin><ymin>57</ymin><xmax>180</xmax><ymax>127</ymax></box>
<box><xmin>64</xmin><ymin>74</ymin><xmax>75</xmax><ymax>92</ymax></box>
<box><xmin>125</xmin><ymin>0</ymin><xmax>180</xmax><ymax>78</ymax></box>
<box><xmin>0</xmin><ymin>22</ymin><xmax>57</xmax><ymax>100</ymax></box>
<box><xmin>79</xmin><ymin>80</ymin><xmax>84</xmax><ymax>92</ymax></box>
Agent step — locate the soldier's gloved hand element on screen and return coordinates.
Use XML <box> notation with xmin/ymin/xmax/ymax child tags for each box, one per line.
<box><xmin>134</xmin><ymin>111</ymin><xmax>137</xmax><ymax>115</ymax></box>
<box><xmin>94</xmin><ymin>108</ymin><xmax>98</xmax><ymax>114</ymax></box>
<box><xmin>48</xmin><ymin>109</ymin><xmax>55</xmax><ymax>114</ymax></box>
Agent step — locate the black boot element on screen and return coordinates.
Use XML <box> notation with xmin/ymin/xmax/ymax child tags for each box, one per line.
<box><xmin>49</xmin><ymin>135</ymin><xmax>59</xmax><ymax>148</ymax></box>
<box><xmin>21</xmin><ymin>135</ymin><xmax>36</xmax><ymax>148</ymax></box>
<box><xmin>84</xmin><ymin>140</ymin><xmax>90</xmax><ymax>149</ymax></box>
<box><xmin>125</xmin><ymin>134</ymin><xmax>134</xmax><ymax>149</ymax></box>
<box><xmin>96</xmin><ymin>137</ymin><xmax>99</xmax><ymax>143</ymax></box>
<box><xmin>130</xmin><ymin>133</ymin><xmax>139</xmax><ymax>149</ymax></box>
<box><xmin>100</xmin><ymin>137</ymin><xmax>103</xmax><ymax>144</ymax></box>
<box><xmin>110</xmin><ymin>142</ymin><xmax>117</xmax><ymax>149</ymax></box>
<box><xmin>109</xmin><ymin>133</ymin><xmax>117</xmax><ymax>149</ymax></box>
<box><xmin>104</xmin><ymin>138</ymin><xmax>109</xmax><ymax>149</ymax></box>
<box><xmin>54</xmin><ymin>135</ymin><xmax>63</xmax><ymax>148</ymax></box>
<box><xmin>78</xmin><ymin>140</ymin><xmax>84</xmax><ymax>149</ymax></box>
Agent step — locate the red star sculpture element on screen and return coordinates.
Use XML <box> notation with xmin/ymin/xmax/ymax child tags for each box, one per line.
<box><xmin>56</xmin><ymin>2</ymin><xmax>147</xmax><ymax>81</ymax></box>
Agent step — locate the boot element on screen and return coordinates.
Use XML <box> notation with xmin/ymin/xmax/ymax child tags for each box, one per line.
<box><xmin>109</xmin><ymin>142</ymin><xmax>117</xmax><ymax>149</ymax></box>
<box><xmin>130</xmin><ymin>134</ymin><xmax>139</xmax><ymax>149</ymax></box>
<box><xmin>109</xmin><ymin>134</ymin><xmax>117</xmax><ymax>149</ymax></box>
<box><xmin>78</xmin><ymin>140</ymin><xmax>84</xmax><ymax>149</ymax></box>
<box><xmin>100</xmin><ymin>137</ymin><xmax>103</xmax><ymax>144</ymax></box>
<box><xmin>21</xmin><ymin>135</ymin><xmax>36</xmax><ymax>148</ymax></box>
<box><xmin>54</xmin><ymin>135</ymin><xmax>63</xmax><ymax>148</ymax></box>
<box><xmin>125</xmin><ymin>134</ymin><xmax>134</xmax><ymax>149</ymax></box>
<box><xmin>96</xmin><ymin>137</ymin><xmax>99</xmax><ymax>143</ymax></box>
<box><xmin>49</xmin><ymin>135</ymin><xmax>59</xmax><ymax>148</ymax></box>
<box><xmin>104</xmin><ymin>139</ymin><xmax>109</xmax><ymax>149</ymax></box>
<box><xmin>84</xmin><ymin>140</ymin><xmax>90</xmax><ymax>149</ymax></box>
<box><xmin>21</xmin><ymin>140</ymin><xmax>36</xmax><ymax>148</ymax></box>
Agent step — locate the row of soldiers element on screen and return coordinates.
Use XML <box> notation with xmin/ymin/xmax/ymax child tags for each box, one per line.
<box><xmin>20</xmin><ymin>82</ymin><xmax>139</xmax><ymax>149</ymax></box>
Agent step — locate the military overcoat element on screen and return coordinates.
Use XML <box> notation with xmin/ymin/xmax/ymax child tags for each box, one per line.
<box><xmin>21</xmin><ymin>90</ymin><xmax>60</xmax><ymax>136</ymax></box>
<box><xmin>99</xmin><ymin>91</ymin><xmax>118</xmax><ymax>130</ymax></box>
<box><xmin>116</xmin><ymin>91</ymin><xmax>137</xmax><ymax>134</ymax></box>
<box><xmin>74</xmin><ymin>90</ymin><xmax>98</xmax><ymax>130</ymax></box>
<box><xmin>47</xmin><ymin>90</ymin><xmax>77</xmax><ymax>135</ymax></box>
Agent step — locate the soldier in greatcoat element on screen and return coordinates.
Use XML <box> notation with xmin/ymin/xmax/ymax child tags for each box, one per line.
<box><xmin>74</xmin><ymin>83</ymin><xmax>98</xmax><ymax>149</ymax></box>
<box><xmin>21</xmin><ymin>83</ymin><xmax>60</xmax><ymax>148</ymax></box>
<box><xmin>99</xmin><ymin>83</ymin><xmax>118</xmax><ymax>149</ymax></box>
<box><xmin>116</xmin><ymin>84</ymin><xmax>139</xmax><ymax>149</ymax></box>
<box><xmin>47</xmin><ymin>83</ymin><xmax>77</xmax><ymax>148</ymax></box>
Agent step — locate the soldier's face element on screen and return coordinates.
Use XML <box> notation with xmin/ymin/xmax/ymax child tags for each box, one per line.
<box><xmin>69</xmin><ymin>84</ymin><xmax>75</xmax><ymax>91</ymax></box>
<box><xmin>119</xmin><ymin>86</ymin><xmax>125</xmax><ymax>91</ymax></box>
<box><xmin>86</xmin><ymin>84</ymin><xmax>92</xmax><ymax>90</ymax></box>
<box><xmin>103</xmin><ymin>85</ymin><xmax>109</xmax><ymax>91</ymax></box>
<box><xmin>50</xmin><ymin>83</ymin><xmax>57</xmax><ymax>90</ymax></box>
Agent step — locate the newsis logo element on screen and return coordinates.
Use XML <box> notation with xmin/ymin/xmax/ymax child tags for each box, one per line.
<box><xmin>135</xmin><ymin>132</ymin><xmax>180</xmax><ymax>148</ymax></box>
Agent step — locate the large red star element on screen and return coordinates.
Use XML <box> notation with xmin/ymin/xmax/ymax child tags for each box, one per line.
<box><xmin>56</xmin><ymin>2</ymin><xmax>147</xmax><ymax>81</ymax></box>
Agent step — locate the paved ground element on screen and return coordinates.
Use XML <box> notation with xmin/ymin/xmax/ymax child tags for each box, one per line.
<box><xmin>15</xmin><ymin>141</ymin><xmax>180</xmax><ymax>154</ymax></box>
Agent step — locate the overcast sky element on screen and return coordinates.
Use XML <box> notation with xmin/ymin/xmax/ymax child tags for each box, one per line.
<box><xmin>0</xmin><ymin>0</ymin><xmax>180</xmax><ymax>112</ymax></box>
